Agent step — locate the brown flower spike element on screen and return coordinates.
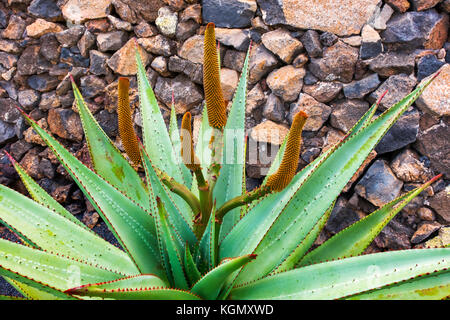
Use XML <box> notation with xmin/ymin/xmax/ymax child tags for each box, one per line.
<box><xmin>117</xmin><ymin>77</ymin><xmax>141</xmax><ymax>165</ymax></box>
<box><xmin>180</xmin><ymin>112</ymin><xmax>200</xmax><ymax>171</ymax></box>
<box><xmin>265</xmin><ymin>111</ymin><xmax>308</xmax><ymax>192</ymax></box>
<box><xmin>203</xmin><ymin>22</ymin><xmax>227</xmax><ymax>129</ymax></box>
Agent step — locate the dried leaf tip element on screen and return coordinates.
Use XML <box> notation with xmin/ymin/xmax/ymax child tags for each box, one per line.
<box><xmin>265</xmin><ymin>111</ymin><xmax>308</xmax><ymax>192</ymax></box>
<box><xmin>204</xmin><ymin>22</ymin><xmax>227</xmax><ymax>129</ymax></box>
<box><xmin>117</xmin><ymin>77</ymin><xmax>141</xmax><ymax>165</ymax></box>
<box><xmin>181</xmin><ymin>112</ymin><xmax>200</xmax><ymax>171</ymax></box>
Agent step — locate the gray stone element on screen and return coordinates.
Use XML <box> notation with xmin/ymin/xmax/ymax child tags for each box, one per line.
<box><xmin>325</xmin><ymin>198</ymin><xmax>363</xmax><ymax>235</ymax></box>
<box><xmin>28</xmin><ymin>0</ymin><xmax>62</xmax><ymax>21</ymax></box>
<box><xmin>17</xmin><ymin>46</ymin><xmax>40</xmax><ymax>76</ymax></box>
<box><xmin>95</xmin><ymin>110</ymin><xmax>118</xmax><ymax>138</ymax></box>
<box><xmin>27</xmin><ymin>74</ymin><xmax>59</xmax><ymax>92</ymax></box>
<box><xmin>381</xmin><ymin>9</ymin><xmax>449</xmax><ymax>50</ymax></box>
<box><xmin>262</xmin><ymin>93</ymin><xmax>284</xmax><ymax>123</ymax></box>
<box><xmin>154</xmin><ymin>75</ymin><xmax>203</xmax><ymax>114</ymax></box>
<box><xmin>376</xmin><ymin>108</ymin><xmax>420</xmax><ymax>154</ymax></box>
<box><xmin>175</xmin><ymin>20</ymin><xmax>198</xmax><ymax>42</ymax></box>
<box><xmin>301</xmin><ymin>30</ymin><xmax>322</xmax><ymax>58</ymax></box>
<box><xmin>309</xmin><ymin>41</ymin><xmax>359</xmax><ymax>83</ymax></box>
<box><xmin>38</xmin><ymin>91</ymin><xmax>60</xmax><ymax>111</ymax></box>
<box><xmin>429</xmin><ymin>190</ymin><xmax>450</xmax><ymax>223</ymax></box>
<box><xmin>302</xmin><ymin>81</ymin><xmax>343</xmax><ymax>103</ymax></box>
<box><xmin>0</xmin><ymin>120</ymin><xmax>16</xmax><ymax>144</ymax></box>
<box><xmin>248</xmin><ymin>43</ymin><xmax>279</xmax><ymax>84</ymax></box>
<box><xmin>97</xmin><ymin>31</ymin><xmax>128</xmax><ymax>52</ymax></box>
<box><xmin>319</xmin><ymin>32</ymin><xmax>338</xmax><ymax>47</ymax></box>
<box><xmin>330</xmin><ymin>99</ymin><xmax>370</xmax><ymax>133</ymax></box>
<box><xmin>343</xmin><ymin>73</ymin><xmax>381</xmax><ymax>99</ymax></box>
<box><xmin>355</xmin><ymin>160</ymin><xmax>404</xmax><ymax>207</ymax></box>
<box><xmin>257</xmin><ymin>0</ymin><xmax>381</xmax><ymax>36</ymax></box>
<box><xmin>369</xmin><ymin>52</ymin><xmax>415</xmax><ymax>77</ymax></box>
<box><xmin>374</xmin><ymin>219</ymin><xmax>413</xmax><ymax>249</ymax></box>
<box><xmin>89</xmin><ymin>50</ymin><xmax>110</xmax><ymax>76</ymax></box>
<box><xmin>369</xmin><ymin>74</ymin><xmax>417</xmax><ymax>111</ymax></box>
<box><xmin>18</xmin><ymin>89</ymin><xmax>40</xmax><ymax>111</ymax></box>
<box><xmin>417</xmin><ymin>54</ymin><xmax>445</xmax><ymax>82</ymax></box>
<box><xmin>202</xmin><ymin>0</ymin><xmax>257</xmax><ymax>28</ymax></box>
<box><xmin>415</xmin><ymin>122</ymin><xmax>450</xmax><ymax>177</ymax></box>
<box><xmin>215</xmin><ymin>28</ymin><xmax>251</xmax><ymax>51</ymax></box>
<box><xmin>107</xmin><ymin>14</ymin><xmax>132</xmax><ymax>31</ymax></box>
<box><xmin>78</xmin><ymin>30</ymin><xmax>96</xmax><ymax>57</ymax></box>
<box><xmin>55</xmin><ymin>25</ymin><xmax>85</xmax><ymax>47</ymax></box>
<box><xmin>60</xmin><ymin>47</ymin><xmax>90</xmax><ymax>68</ymax></box>
<box><xmin>223</xmin><ymin>50</ymin><xmax>246</xmax><ymax>72</ymax></box>
<box><xmin>80</xmin><ymin>75</ymin><xmax>106</xmax><ymax>99</ymax></box>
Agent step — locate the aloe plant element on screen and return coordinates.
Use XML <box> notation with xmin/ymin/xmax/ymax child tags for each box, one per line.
<box><xmin>0</xmin><ymin>23</ymin><xmax>448</xmax><ymax>300</ymax></box>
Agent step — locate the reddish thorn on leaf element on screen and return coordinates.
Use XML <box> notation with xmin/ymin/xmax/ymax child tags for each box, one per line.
<box><xmin>3</xmin><ymin>150</ymin><xmax>16</xmax><ymax>164</ymax></box>
<box><xmin>377</xmin><ymin>89</ymin><xmax>389</xmax><ymax>105</ymax></box>
<box><xmin>428</xmin><ymin>173</ymin><xmax>443</xmax><ymax>184</ymax></box>
<box><xmin>431</xmin><ymin>70</ymin><xmax>441</xmax><ymax>80</ymax></box>
<box><xmin>68</xmin><ymin>73</ymin><xmax>75</xmax><ymax>83</ymax></box>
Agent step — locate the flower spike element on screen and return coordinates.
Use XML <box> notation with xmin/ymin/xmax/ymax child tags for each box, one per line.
<box><xmin>266</xmin><ymin>111</ymin><xmax>308</xmax><ymax>192</ymax></box>
<box><xmin>117</xmin><ymin>77</ymin><xmax>141</xmax><ymax>165</ymax></box>
<box><xmin>180</xmin><ymin>112</ymin><xmax>200</xmax><ymax>171</ymax></box>
<box><xmin>203</xmin><ymin>22</ymin><xmax>227</xmax><ymax>129</ymax></box>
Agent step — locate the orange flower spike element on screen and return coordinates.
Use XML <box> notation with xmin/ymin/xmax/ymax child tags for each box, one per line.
<box><xmin>117</xmin><ymin>77</ymin><xmax>141</xmax><ymax>165</ymax></box>
<box><xmin>203</xmin><ymin>22</ymin><xmax>227</xmax><ymax>129</ymax></box>
<box><xmin>266</xmin><ymin>111</ymin><xmax>308</xmax><ymax>192</ymax></box>
<box><xmin>181</xmin><ymin>112</ymin><xmax>200</xmax><ymax>171</ymax></box>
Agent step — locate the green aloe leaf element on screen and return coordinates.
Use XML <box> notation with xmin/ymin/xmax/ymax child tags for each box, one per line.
<box><xmin>140</xmin><ymin>145</ymin><xmax>197</xmax><ymax>249</ymax></box>
<box><xmin>68</xmin><ymin>286</ymin><xmax>200</xmax><ymax>300</ymax></box>
<box><xmin>0</xmin><ymin>294</ymin><xmax>25</xmax><ymax>300</ymax></box>
<box><xmin>4</xmin><ymin>277</ymin><xmax>64</xmax><ymax>300</ymax></box>
<box><xmin>229</xmin><ymin>248</ymin><xmax>450</xmax><ymax>299</ymax></box>
<box><xmin>220</xmin><ymin>73</ymin><xmax>437</xmax><ymax>286</ymax></box>
<box><xmin>298</xmin><ymin>175</ymin><xmax>442</xmax><ymax>267</ymax></box>
<box><xmin>184</xmin><ymin>245</ymin><xmax>201</xmax><ymax>286</ymax></box>
<box><xmin>0</xmin><ymin>238</ymin><xmax>122</xmax><ymax>299</ymax></box>
<box><xmin>135</xmin><ymin>48</ymin><xmax>186</xmax><ymax>186</ymax></box>
<box><xmin>65</xmin><ymin>274</ymin><xmax>167</xmax><ymax>297</ymax></box>
<box><xmin>214</xmin><ymin>47</ymin><xmax>251</xmax><ymax>241</ymax></box>
<box><xmin>0</xmin><ymin>183</ymin><xmax>138</xmax><ymax>275</ymax></box>
<box><xmin>6</xmin><ymin>152</ymin><xmax>87</xmax><ymax>230</ymax></box>
<box><xmin>191</xmin><ymin>254</ymin><xmax>256</xmax><ymax>300</ymax></box>
<box><xmin>346</xmin><ymin>270</ymin><xmax>450</xmax><ymax>300</ymax></box>
<box><xmin>195</xmin><ymin>205</ymin><xmax>216</xmax><ymax>273</ymax></box>
<box><xmin>71</xmin><ymin>80</ymin><xmax>150</xmax><ymax>208</ymax></box>
<box><xmin>155</xmin><ymin>198</ymin><xmax>189</xmax><ymax>290</ymax></box>
<box><xmin>274</xmin><ymin>198</ymin><xmax>337</xmax><ymax>273</ymax></box>
<box><xmin>19</xmin><ymin>111</ymin><xmax>162</xmax><ymax>278</ymax></box>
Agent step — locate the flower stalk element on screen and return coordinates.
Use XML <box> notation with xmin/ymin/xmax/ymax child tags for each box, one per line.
<box><xmin>117</xmin><ymin>77</ymin><xmax>141</xmax><ymax>166</ymax></box>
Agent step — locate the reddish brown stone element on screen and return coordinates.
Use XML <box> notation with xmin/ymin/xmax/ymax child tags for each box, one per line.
<box><xmin>385</xmin><ymin>0</ymin><xmax>411</xmax><ymax>12</ymax></box>
<box><xmin>47</xmin><ymin>108</ymin><xmax>84</xmax><ymax>142</ymax></box>
<box><xmin>85</xmin><ymin>18</ymin><xmax>111</xmax><ymax>33</ymax></box>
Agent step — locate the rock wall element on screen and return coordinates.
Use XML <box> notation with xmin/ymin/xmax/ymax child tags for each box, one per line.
<box><xmin>0</xmin><ymin>0</ymin><xmax>449</xmax><ymax>269</ymax></box>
